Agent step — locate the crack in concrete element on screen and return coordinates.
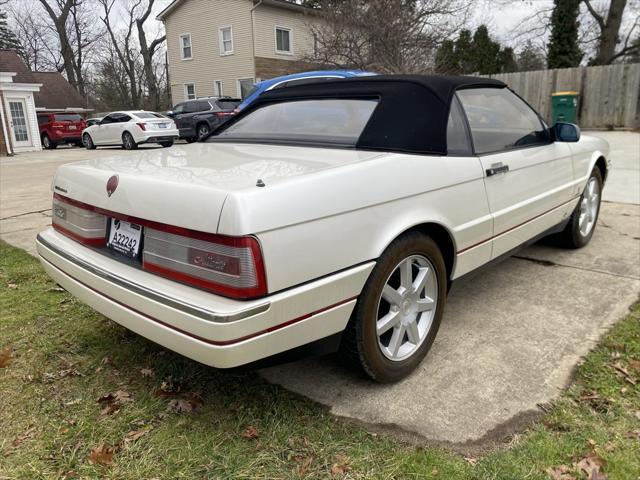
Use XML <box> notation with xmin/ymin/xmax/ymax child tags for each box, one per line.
<box><xmin>0</xmin><ymin>209</ymin><xmax>51</xmax><ymax>221</ymax></box>
<box><xmin>514</xmin><ymin>255</ymin><xmax>639</xmax><ymax>281</ymax></box>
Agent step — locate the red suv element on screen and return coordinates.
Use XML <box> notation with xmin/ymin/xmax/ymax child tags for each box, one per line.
<box><xmin>37</xmin><ymin>112</ymin><xmax>87</xmax><ymax>149</ymax></box>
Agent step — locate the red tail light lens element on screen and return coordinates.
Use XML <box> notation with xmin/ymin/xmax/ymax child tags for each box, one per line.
<box><xmin>137</xmin><ymin>122</ymin><xmax>147</xmax><ymax>131</ymax></box>
<box><xmin>142</xmin><ymin>227</ymin><xmax>267</xmax><ymax>299</ymax></box>
<box><xmin>52</xmin><ymin>194</ymin><xmax>107</xmax><ymax>246</ymax></box>
<box><xmin>214</xmin><ymin>112</ymin><xmax>233</xmax><ymax>118</ymax></box>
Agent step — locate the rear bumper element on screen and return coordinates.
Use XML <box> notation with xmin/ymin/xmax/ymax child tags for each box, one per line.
<box><xmin>46</xmin><ymin>131</ymin><xmax>82</xmax><ymax>142</ymax></box>
<box><xmin>36</xmin><ymin>228</ymin><xmax>373</xmax><ymax>368</ymax></box>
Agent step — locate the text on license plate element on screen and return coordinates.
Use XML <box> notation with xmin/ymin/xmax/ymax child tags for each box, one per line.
<box><xmin>68</xmin><ymin>125</ymin><xmax>77</xmax><ymax>130</ymax></box>
<box><xmin>107</xmin><ymin>219</ymin><xmax>142</xmax><ymax>257</ymax></box>
<box><xmin>158</xmin><ymin>123</ymin><xmax>168</xmax><ymax>128</ymax></box>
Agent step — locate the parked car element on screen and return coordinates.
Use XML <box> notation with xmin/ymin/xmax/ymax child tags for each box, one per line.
<box><xmin>236</xmin><ymin>70</ymin><xmax>377</xmax><ymax>111</ymax></box>
<box><xmin>82</xmin><ymin>111</ymin><xmax>178</xmax><ymax>150</ymax></box>
<box><xmin>37</xmin><ymin>75</ymin><xmax>609</xmax><ymax>383</ymax></box>
<box><xmin>85</xmin><ymin>117</ymin><xmax>102</xmax><ymax>127</ymax></box>
<box><xmin>38</xmin><ymin>112</ymin><xmax>86</xmax><ymax>149</ymax></box>
<box><xmin>167</xmin><ymin>97</ymin><xmax>241</xmax><ymax>142</ymax></box>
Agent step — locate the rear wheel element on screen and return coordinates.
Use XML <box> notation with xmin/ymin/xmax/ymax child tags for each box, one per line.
<box><xmin>557</xmin><ymin>167</ymin><xmax>602</xmax><ymax>248</ymax></box>
<box><xmin>339</xmin><ymin>232</ymin><xmax>447</xmax><ymax>383</ymax></box>
<box><xmin>196</xmin><ymin>123</ymin><xmax>210</xmax><ymax>140</ymax></box>
<box><xmin>160</xmin><ymin>140</ymin><xmax>174</xmax><ymax>148</ymax></box>
<box><xmin>122</xmin><ymin>131</ymin><xmax>138</xmax><ymax>150</ymax></box>
<box><xmin>42</xmin><ymin>134</ymin><xmax>57</xmax><ymax>149</ymax></box>
<box><xmin>83</xmin><ymin>133</ymin><xmax>96</xmax><ymax>150</ymax></box>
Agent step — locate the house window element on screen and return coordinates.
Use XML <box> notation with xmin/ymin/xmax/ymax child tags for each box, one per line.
<box><xmin>184</xmin><ymin>83</ymin><xmax>196</xmax><ymax>100</ymax></box>
<box><xmin>214</xmin><ymin>80</ymin><xmax>224</xmax><ymax>97</ymax></box>
<box><xmin>219</xmin><ymin>26</ymin><xmax>233</xmax><ymax>55</ymax></box>
<box><xmin>237</xmin><ymin>78</ymin><xmax>255</xmax><ymax>99</ymax></box>
<box><xmin>275</xmin><ymin>27</ymin><xmax>292</xmax><ymax>54</ymax></box>
<box><xmin>180</xmin><ymin>34</ymin><xmax>192</xmax><ymax>59</ymax></box>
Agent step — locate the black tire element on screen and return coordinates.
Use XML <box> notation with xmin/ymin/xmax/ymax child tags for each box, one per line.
<box><xmin>160</xmin><ymin>141</ymin><xmax>174</xmax><ymax>148</ymax></box>
<box><xmin>74</xmin><ymin>141</ymin><xmax>83</xmax><ymax>148</ymax></box>
<box><xmin>196</xmin><ymin>123</ymin><xmax>210</xmax><ymax>140</ymax></box>
<box><xmin>122</xmin><ymin>131</ymin><xmax>138</xmax><ymax>150</ymax></box>
<box><xmin>83</xmin><ymin>133</ymin><xmax>96</xmax><ymax>150</ymax></box>
<box><xmin>185</xmin><ymin>137</ymin><xmax>197</xmax><ymax>143</ymax></box>
<box><xmin>339</xmin><ymin>232</ymin><xmax>447</xmax><ymax>383</ymax></box>
<box><xmin>556</xmin><ymin>167</ymin><xmax>602</xmax><ymax>248</ymax></box>
<box><xmin>42</xmin><ymin>134</ymin><xmax>57</xmax><ymax>149</ymax></box>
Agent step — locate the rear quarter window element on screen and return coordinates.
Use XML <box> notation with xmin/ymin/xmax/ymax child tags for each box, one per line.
<box><xmin>216</xmin><ymin>100</ymin><xmax>240</xmax><ymax>110</ymax></box>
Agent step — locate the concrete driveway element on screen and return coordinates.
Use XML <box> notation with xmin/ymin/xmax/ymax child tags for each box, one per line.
<box><xmin>1</xmin><ymin>132</ymin><xmax>639</xmax><ymax>451</ymax></box>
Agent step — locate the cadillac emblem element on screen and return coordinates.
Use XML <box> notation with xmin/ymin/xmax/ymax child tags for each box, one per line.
<box><xmin>106</xmin><ymin>175</ymin><xmax>119</xmax><ymax>197</ymax></box>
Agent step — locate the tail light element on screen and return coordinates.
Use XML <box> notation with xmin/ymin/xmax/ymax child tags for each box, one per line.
<box><xmin>142</xmin><ymin>227</ymin><xmax>267</xmax><ymax>299</ymax></box>
<box><xmin>137</xmin><ymin>122</ymin><xmax>147</xmax><ymax>131</ymax></box>
<box><xmin>214</xmin><ymin>112</ymin><xmax>233</xmax><ymax>118</ymax></box>
<box><xmin>52</xmin><ymin>194</ymin><xmax>107</xmax><ymax>246</ymax></box>
<box><xmin>51</xmin><ymin>193</ymin><xmax>267</xmax><ymax>299</ymax></box>
<box><xmin>51</xmin><ymin>122</ymin><xmax>64</xmax><ymax>129</ymax></box>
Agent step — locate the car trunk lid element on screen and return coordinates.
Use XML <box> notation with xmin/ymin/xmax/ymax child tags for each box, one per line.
<box><xmin>52</xmin><ymin>142</ymin><xmax>382</xmax><ymax>234</ymax></box>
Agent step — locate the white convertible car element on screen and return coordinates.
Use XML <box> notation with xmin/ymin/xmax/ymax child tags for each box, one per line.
<box><xmin>37</xmin><ymin>76</ymin><xmax>609</xmax><ymax>382</ymax></box>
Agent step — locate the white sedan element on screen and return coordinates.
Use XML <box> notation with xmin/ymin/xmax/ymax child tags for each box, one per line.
<box><xmin>37</xmin><ymin>75</ymin><xmax>609</xmax><ymax>382</ymax></box>
<box><xmin>82</xmin><ymin>111</ymin><xmax>178</xmax><ymax>150</ymax></box>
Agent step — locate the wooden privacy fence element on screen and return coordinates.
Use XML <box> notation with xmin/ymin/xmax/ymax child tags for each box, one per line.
<box><xmin>485</xmin><ymin>63</ymin><xmax>640</xmax><ymax>129</ymax></box>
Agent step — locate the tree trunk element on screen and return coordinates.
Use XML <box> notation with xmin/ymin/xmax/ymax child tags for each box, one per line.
<box><xmin>585</xmin><ymin>0</ymin><xmax>628</xmax><ymax>65</ymax></box>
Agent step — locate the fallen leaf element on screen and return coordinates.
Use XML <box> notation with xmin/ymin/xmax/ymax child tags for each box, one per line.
<box><xmin>167</xmin><ymin>394</ymin><xmax>203</xmax><ymax>414</ymax></box>
<box><xmin>241</xmin><ymin>425</ymin><xmax>259</xmax><ymax>439</ymax></box>
<box><xmin>611</xmin><ymin>362</ymin><xmax>637</xmax><ymax>385</ymax></box>
<box><xmin>7</xmin><ymin>283</ymin><xmax>17</xmax><ymax>289</ymax></box>
<box><xmin>546</xmin><ymin>465</ymin><xmax>575</xmax><ymax>480</ymax></box>
<box><xmin>330</xmin><ymin>455</ymin><xmax>351</xmax><ymax>476</ymax></box>
<box><xmin>140</xmin><ymin>368</ymin><xmax>154</xmax><ymax>377</ymax></box>
<box><xmin>11</xmin><ymin>427</ymin><xmax>36</xmax><ymax>447</ymax></box>
<box><xmin>154</xmin><ymin>380</ymin><xmax>181</xmax><ymax>397</ymax></box>
<box><xmin>0</xmin><ymin>347</ymin><xmax>12</xmax><ymax>368</ymax></box>
<box><xmin>123</xmin><ymin>428</ymin><xmax>149</xmax><ymax>445</ymax></box>
<box><xmin>47</xmin><ymin>286</ymin><xmax>65</xmax><ymax>292</ymax></box>
<box><xmin>575</xmin><ymin>453</ymin><xmax>605</xmax><ymax>479</ymax></box>
<box><xmin>296</xmin><ymin>456</ymin><xmax>313</xmax><ymax>476</ymax></box>
<box><xmin>464</xmin><ymin>457</ymin><xmax>478</xmax><ymax>466</ymax></box>
<box><xmin>629</xmin><ymin>360</ymin><xmax>640</xmax><ymax>372</ymax></box>
<box><xmin>97</xmin><ymin>390</ymin><xmax>133</xmax><ymax>419</ymax></box>
<box><xmin>88</xmin><ymin>443</ymin><xmax>113</xmax><ymax>466</ymax></box>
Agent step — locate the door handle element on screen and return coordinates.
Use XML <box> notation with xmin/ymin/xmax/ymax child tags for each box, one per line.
<box><xmin>486</xmin><ymin>163</ymin><xmax>509</xmax><ymax>177</ymax></box>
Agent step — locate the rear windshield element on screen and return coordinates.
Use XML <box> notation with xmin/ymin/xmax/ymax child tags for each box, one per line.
<box><xmin>216</xmin><ymin>100</ymin><xmax>240</xmax><ymax>110</ymax></box>
<box><xmin>53</xmin><ymin>114</ymin><xmax>82</xmax><ymax>122</ymax></box>
<box><xmin>133</xmin><ymin>112</ymin><xmax>164</xmax><ymax>118</ymax></box>
<box><xmin>212</xmin><ymin>99</ymin><xmax>378</xmax><ymax>146</ymax></box>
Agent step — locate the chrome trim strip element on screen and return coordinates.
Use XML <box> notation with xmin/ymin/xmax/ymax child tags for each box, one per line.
<box><xmin>36</xmin><ymin>234</ymin><xmax>270</xmax><ymax>323</ymax></box>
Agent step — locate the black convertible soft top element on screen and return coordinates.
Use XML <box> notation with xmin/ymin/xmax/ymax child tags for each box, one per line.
<box><xmin>212</xmin><ymin>74</ymin><xmax>507</xmax><ymax>155</ymax></box>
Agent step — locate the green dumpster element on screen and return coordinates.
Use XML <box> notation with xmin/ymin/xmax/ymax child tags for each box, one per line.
<box><xmin>551</xmin><ymin>91</ymin><xmax>579</xmax><ymax>124</ymax></box>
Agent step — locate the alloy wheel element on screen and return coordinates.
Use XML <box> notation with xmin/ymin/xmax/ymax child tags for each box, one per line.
<box><xmin>198</xmin><ymin>125</ymin><xmax>209</xmax><ymax>139</ymax></box>
<box><xmin>578</xmin><ymin>177</ymin><xmax>600</xmax><ymax>237</ymax></box>
<box><xmin>375</xmin><ymin>254</ymin><xmax>438</xmax><ymax>362</ymax></box>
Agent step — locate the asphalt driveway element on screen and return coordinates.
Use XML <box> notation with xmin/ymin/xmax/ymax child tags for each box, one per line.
<box><xmin>1</xmin><ymin>132</ymin><xmax>638</xmax><ymax>450</ymax></box>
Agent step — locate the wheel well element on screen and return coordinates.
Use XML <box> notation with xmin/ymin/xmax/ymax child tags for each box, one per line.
<box><xmin>595</xmin><ymin>156</ymin><xmax>608</xmax><ymax>184</ymax></box>
<box><xmin>399</xmin><ymin>223</ymin><xmax>455</xmax><ymax>280</ymax></box>
<box><xmin>196</xmin><ymin>121</ymin><xmax>209</xmax><ymax>130</ymax></box>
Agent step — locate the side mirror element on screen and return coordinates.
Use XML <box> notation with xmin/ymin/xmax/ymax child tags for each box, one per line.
<box><xmin>166</xmin><ymin>110</ymin><xmax>175</xmax><ymax>117</ymax></box>
<box><xmin>553</xmin><ymin>122</ymin><xmax>580</xmax><ymax>142</ymax></box>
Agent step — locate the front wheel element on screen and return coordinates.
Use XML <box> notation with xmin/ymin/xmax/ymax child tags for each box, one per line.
<box><xmin>122</xmin><ymin>132</ymin><xmax>138</xmax><ymax>150</ymax></box>
<box><xmin>196</xmin><ymin>123</ymin><xmax>210</xmax><ymax>140</ymax></box>
<box><xmin>557</xmin><ymin>167</ymin><xmax>602</xmax><ymax>248</ymax></box>
<box><xmin>83</xmin><ymin>133</ymin><xmax>96</xmax><ymax>150</ymax></box>
<box><xmin>339</xmin><ymin>232</ymin><xmax>447</xmax><ymax>383</ymax></box>
<box><xmin>42</xmin><ymin>134</ymin><xmax>57</xmax><ymax>149</ymax></box>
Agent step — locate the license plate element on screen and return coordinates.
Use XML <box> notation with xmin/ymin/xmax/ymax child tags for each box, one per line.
<box><xmin>107</xmin><ymin>219</ymin><xmax>142</xmax><ymax>258</ymax></box>
<box><xmin>158</xmin><ymin>123</ymin><xmax>168</xmax><ymax>129</ymax></box>
<box><xmin>68</xmin><ymin>125</ymin><xmax>77</xmax><ymax>130</ymax></box>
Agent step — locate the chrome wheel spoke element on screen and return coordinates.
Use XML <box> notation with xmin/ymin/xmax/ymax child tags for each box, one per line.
<box><xmin>388</xmin><ymin>324</ymin><xmax>406</xmax><ymax>357</ymax></box>
<box><xmin>377</xmin><ymin>310</ymin><xmax>400</xmax><ymax>335</ymax></box>
<box><xmin>416</xmin><ymin>297</ymin><xmax>435</xmax><ymax>312</ymax></box>
<box><xmin>412</xmin><ymin>267</ymin><xmax>429</xmax><ymax>294</ymax></box>
<box><xmin>382</xmin><ymin>285</ymin><xmax>403</xmax><ymax>307</ymax></box>
<box><xmin>400</xmin><ymin>259</ymin><xmax>413</xmax><ymax>289</ymax></box>
<box><xmin>406</xmin><ymin>320</ymin><xmax>420</xmax><ymax>344</ymax></box>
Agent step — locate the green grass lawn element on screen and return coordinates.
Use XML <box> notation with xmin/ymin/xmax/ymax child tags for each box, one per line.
<box><xmin>1</xmin><ymin>240</ymin><xmax>638</xmax><ymax>479</ymax></box>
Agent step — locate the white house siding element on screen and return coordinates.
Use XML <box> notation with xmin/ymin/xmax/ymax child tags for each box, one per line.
<box><xmin>164</xmin><ymin>0</ymin><xmax>256</xmax><ymax>102</ymax></box>
<box><xmin>252</xmin><ymin>4</ymin><xmax>317</xmax><ymax>63</ymax></box>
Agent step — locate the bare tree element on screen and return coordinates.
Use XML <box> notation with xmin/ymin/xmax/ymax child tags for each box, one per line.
<box><xmin>36</xmin><ymin>0</ymin><xmax>102</xmax><ymax>97</ymax></box>
<box><xmin>584</xmin><ymin>0</ymin><xmax>639</xmax><ymax>63</ymax></box>
<box><xmin>135</xmin><ymin>0</ymin><xmax>166</xmax><ymax>110</ymax></box>
<box><xmin>307</xmin><ymin>0</ymin><xmax>471</xmax><ymax>73</ymax></box>
<box><xmin>8</xmin><ymin>6</ymin><xmax>62</xmax><ymax>71</ymax></box>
